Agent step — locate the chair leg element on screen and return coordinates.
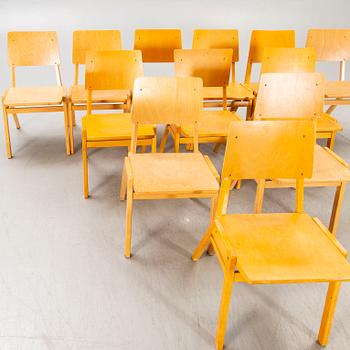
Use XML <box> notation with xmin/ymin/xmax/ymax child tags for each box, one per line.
<box><xmin>186</xmin><ymin>143</ymin><xmax>193</xmax><ymax>151</ymax></box>
<box><xmin>159</xmin><ymin>125</ymin><xmax>169</xmax><ymax>152</ymax></box>
<box><xmin>151</xmin><ymin>136</ymin><xmax>157</xmax><ymax>153</ymax></box>
<box><xmin>3</xmin><ymin>107</ymin><xmax>12</xmax><ymax>159</ymax></box>
<box><xmin>318</xmin><ymin>281</ymin><xmax>341</xmax><ymax>346</ymax></box>
<box><xmin>68</xmin><ymin>100</ymin><xmax>75</xmax><ymax>154</ymax></box>
<box><xmin>245</xmin><ymin>100</ymin><xmax>254</xmax><ymax>120</ymax></box>
<box><xmin>328</xmin><ymin>183</ymin><xmax>346</xmax><ymax>236</ymax></box>
<box><xmin>327</xmin><ymin>132</ymin><xmax>336</xmax><ymax>150</ymax></box>
<box><xmin>207</xmin><ymin>195</ymin><xmax>218</xmax><ymax>256</ymax></box>
<box><xmin>192</xmin><ymin>224</ymin><xmax>214</xmax><ymax>261</ymax></box>
<box><xmin>63</xmin><ymin>100</ymin><xmax>71</xmax><ymax>155</ymax></box>
<box><xmin>141</xmin><ymin>145</ymin><xmax>147</xmax><ymax>153</ymax></box>
<box><xmin>120</xmin><ymin>161</ymin><xmax>127</xmax><ymax>201</ymax></box>
<box><xmin>326</xmin><ymin>105</ymin><xmax>337</xmax><ymax>114</ymax></box>
<box><xmin>12</xmin><ymin>114</ymin><xmax>20</xmax><ymax>129</ymax></box>
<box><xmin>254</xmin><ymin>179</ymin><xmax>265</xmax><ymax>213</ymax></box>
<box><xmin>72</xmin><ymin>109</ymin><xmax>76</xmax><ymax>127</ymax></box>
<box><xmin>82</xmin><ymin>138</ymin><xmax>89</xmax><ymax>199</ymax></box>
<box><xmin>174</xmin><ymin>129</ymin><xmax>180</xmax><ymax>153</ymax></box>
<box><xmin>234</xmin><ymin>180</ymin><xmax>241</xmax><ymax>190</ymax></box>
<box><xmin>215</xmin><ymin>271</ymin><xmax>234</xmax><ymax>350</ymax></box>
<box><xmin>213</xmin><ymin>143</ymin><xmax>222</xmax><ymax>153</ymax></box>
<box><xmin>125</xmin><ymin>181</ymin><xmax>134</xmax><ymax>258</ymax></box>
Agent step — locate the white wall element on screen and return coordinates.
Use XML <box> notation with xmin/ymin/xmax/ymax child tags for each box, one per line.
<box><xmin>0</xmin><ymin>0</ymin><xmax>349</xmax><ymax>118</ymax></box>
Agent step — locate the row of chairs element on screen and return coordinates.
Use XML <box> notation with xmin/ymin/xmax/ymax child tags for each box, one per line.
<box><xmin>2</xmin><ymin>29</ymin><xmax>350</xmax><ymax>158</ymax></box>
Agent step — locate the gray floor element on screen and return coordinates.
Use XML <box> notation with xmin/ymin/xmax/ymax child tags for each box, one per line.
<box><xmin>1</xmin><ymin>110</ymin><xmax>350</xmax><ymax>350</ymax></box>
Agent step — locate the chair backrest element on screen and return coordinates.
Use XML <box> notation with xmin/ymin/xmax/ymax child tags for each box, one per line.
<box><xmin>192</xmin><ymin>29</ymin><xmax>239</xmax><ymax>81</ymax></box>
<box><xmin>261</xmin><ymin>47</ymin><xmax>315</xmax><ymax>75</ymax></box>
<box><xmin>85</xmin><ymin>50</ymin><xmax>143</xmax><ymax>112</ymax></box>
<box><xmin>221</xmin><ymin>120</ymin><xmax>315</xmax><ymax>212</ymax></box>
<box><xmin>72</xmin><ymin>30</ymin><xmax>122</xmax><ymax>84</ymax></box>
<box><xmin>133</xmin><ymin>29</ymin><xmax>182</xmax><ymax>62</ymax></box>
<box><xmin>8</xmin><ymin>31</ymin><xmax>62</xmax><ymax>86</ymax></box>
<box><xmin>131</xmin><ymin>77</ymin><xmax>202</xmax><ymax>152</ymax></box>
<box><xmin>306</xmin><ymin>29</ymin><xmax>350</xmax><ymax>80</ymax></box>
<box><xmin>254</xmin><ymin>72</ymin><xmax>324</xmax><ymax>120</ymax></box>
<box><xmin>245</xmin><ymin>30</ymin><xmax>295</xmax><ymax>83</ymax></box>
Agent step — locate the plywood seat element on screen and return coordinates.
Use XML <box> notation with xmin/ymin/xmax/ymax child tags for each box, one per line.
<box><xmin>268</xmin><ymin>145</ymin><xmax>350</xmax><ymax>187</ymax></box>
<box><xmin>325</xmin><ymin>80</ymin><xmax>350</xmax><ymax>99</ymax></box>
<box><xmin>317</xmin><ymin>113</ymin><xmax>342</xmax><ymax>132</ymax></box>
<box><xmin>85</xmin><ymin>114</ymin><xmax>155</xmax><ymax>142</ymax></box>
<box><xmin>203</xmin><ymin>83</ymin><xmax>254</xmax><ymax>100</ymax></box>
<box><xmin>218</xmin><ymin>213</ymin><xmax>350</xmax><ymax>284</ymax></box>
<box><xmin>4</xmin><ymin>86</ymin><xmax>65</xmax><ymax>106</ymax></box>
<box><xmin>180</xmin><ymin>110</ymin><xmax>241</xmax><ymax>137</ymax></box>
<box><xmin>70</xmin><ymin>85</ymin><xmax>129</xmax><ymax>104</ymax></box>
<box><xmin>129</xmin><ymin>153</ymin><xmax>219</xmax><ymax>196</ymax></box>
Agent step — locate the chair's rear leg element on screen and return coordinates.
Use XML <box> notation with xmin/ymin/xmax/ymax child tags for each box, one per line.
<box><xmin>192</xmin><ymin>224</ymin><xmax>214</xmax><ymax>261</ymax></box>
<box><xmin>159</xmin><ymin>125</ymin><xmax>169</xmax><ymax>152</ymax></box>
<box><xmin>214</xmin><ymin>143</ymin><xmax>222</xmax><ymax>153</ymax></box>
<box><xmin>207</xmin><ymin>195</ymin><xmax>218</xmax><ymax>255</ymax></box>
<box><xmin>120</xmin><ymin>160</ymin><xmax>127</xmax><ymax>201</ymax></box>
<box><xmin>3</xmin><ymin>107</ymin><xmax>12</xmax><ymax>159</ymax></box>
<box><xmin>318</xmin><ymin>281</ymin><xmax>341</xmax><ymax>346</ymax></box>
<box><xmin>328</xmin><ymin>183</ymin><xmax>346</xmax><ymax>236</ymax></box>
<box><xmin>68</xmin><ymin>100</ymin><xmax>75</xmax><ymax>154</ymax></box>
<box><xmin>12</xmin><ymin>114</ymin><xmax>20</xmax><ymax>129</ymax></box>
<box><xmin>326</xmin><ymin>105</ymin><xmax>337</xmax><ymax>114</ymax></box>
<box><xmin>63</xmin><ymin>100</ymin><xmax>71</xmax><ymax>155</ymax></box>
<box><xmin>82</xmin><ymin>137</ymin><xmax>89</xmax><ymax>199</ymax></box>
<box><xmin>327</xmin><ymin>132</ymin><xmax>336</xmax><ymax>150</ymax></box>
<box><xmin>254</xmin><ymin>179</ymin><xmax>265</xmax><ymax>213</ymax></box>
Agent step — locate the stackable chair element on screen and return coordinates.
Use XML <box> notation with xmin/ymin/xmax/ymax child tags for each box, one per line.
<box><xmin>133</xmin><ymin>29</ymin><xmax>182</xmax><ymax>63</ymax></box>
<box><xmin>120</xmin><ymin>77</ymin><xmax>220</xmax><ymax>258</ymax></box>
<box><xmin>254</xmin><ymin>49</ymin><xmax>342</xmax><ymax>148</ymax></box>
<box><xmin>192</xmin><ymin>29</ymin><xmax>254</xmax><ymax>114</ymax></box>
<box><xmin>2</xmin><ymin>31</ymin><xmax>69</xmax><ymax>158</ymax></box>
<box><xmin>253</xmin><ymin>72</ymin><xmax>350</xmax><ymax>235</ymax></box>
<box><xmin>306</xmin><ymin>29</ymin><xmax>350</xmax><ymax>113</ymax></box>
<box><xmin>192</xmin><ymin>120</ymin><xmax>350</xmax><ymax>350</ymax></box>
<box><xmin>69</xmin><ymin>30</ymin><xmax>127</xmax><ymax>153</ymax></box>
<box><xmin>82</xmin><ymin>51</ymin><xmax>156</xmax><ymax>198</ymax></box>
<box><xmin>159</xmin><ymin>49</ymin><xmax>241</xmax><ymax>152</ymax></box>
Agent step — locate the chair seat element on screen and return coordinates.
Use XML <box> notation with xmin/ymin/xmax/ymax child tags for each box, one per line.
<box><xmin>129</xmin><ymin>153</ymin><xmax>219</xmax><ymax>196</ymax></box>
<box><xmin>4</xmin><ymin>86</ymin><xmax>65</xmax><ymax>106</ymax></box>
<box><xmin>70</xmin><ymin>85</ymin><xmax>129</xmax><ymax>104</ymax></box>
<box><xmin>85</xmin><ymin>114</ymin><xmax>155</xmax><ymax>141</ymax></box>
<box><xmin>317</xmin><ymin>114</ymin><xmax>342</xmax><ymax>133</ymax></box>
<box><xmin>218</xmin><ymin>213</ymin><xmax>350</xmax><ymax>284</ymax></box>
<box><xmin>203</xmin><ymin>83</ymin><xmax>255</xmax><ymax>100</ymax></box>
<box><xmin>181</xmin><ymin>110</ymin><xmax>241</xmax><ymax>138</ymax></box>
<box><xmin>268</xmin><ymin>144</ymin><xmax>350</xmax><ymax>186</ymax></box>
<box><xmin>325</xmin><ymin>80</ymin><xmax>350</xmax><ymax>99</ymax></box>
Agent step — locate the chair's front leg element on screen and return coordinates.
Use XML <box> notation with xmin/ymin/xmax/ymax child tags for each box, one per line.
<box><xmin>12</xmin><ymin>114</ymin><xmax>20</xmax><ymax>129</ymax></box>
<box><xmin>125</xmin><ymin>179</ymin><xmax>134</xmax><ymax>258</ymax></box>
<box><xmin>3</xmin><ymin>106</ymin><xmax>12</xmax><ymax>159</ymax></box>
<box><xmin>329</xmin><ymin>182</ymin><xmax>346</xmax><ymax>236</ymax></box>
<box><xmin>254</xmin><ymin>179</ymin><xmax>266</xmax><ymax>213</ymax></box>
<box><xmin>120</xmin><ymin>160</ymin><xmax>127</xmax><ymax>201</ymax></box>
<box><xmin>82</xmin><ymin>132</ymin><xmax>89</xmax><ymax>199</ymax></box>
<box><xmin>318</xmin><ymin>281</ymin><xmax>341</xmax><ymax>346</ymax></box>
<box><xmin>215</xmin><ymin>265</ymin><xmax>235</xmax><ymax>350</ymax></box>
<box><xmin>192</xmin><ymin>224</ymin><xmax>214</xmax><ymax>261</ymax></box>
<box><xmin>327</xmin><ymin>132</ymin><xmax>336</xmax><ymax>150</ymax></box>
<box><xmin>63</xmin><ymin>98</ymin><xmax>71</xmax><ymax>155</ymax></box>
<box><xmin>68</xmin><ymin>98</ymin><xmax>75</xmax><ymax>154</ymax></box>
<box><xmin>159</xmin><ymin>125</ymin><xmax>170</xmax><ymax>153</ymax></box>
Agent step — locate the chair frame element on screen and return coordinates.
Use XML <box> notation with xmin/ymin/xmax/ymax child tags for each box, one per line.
<box><xmin>69</xmin><ymin>30</ymin><xmax>128</xmax><ymax>153</ymax></box>
<box><xmin>120</xmin><ymin>77</ymin><xmax>220</xmax><ymax>258</ymax></box>
<box><xmin>81</xmin><ymin>50</ymin><xmax>156</xmax><ymax>198</ymax></box>
<box><xmin>3</xmin><ymin>31</ymin><xmax>70</xmax><ymax>158</ymax></box>
<box><xmin>192</xmin><ymin>120</ymin><xmax>350</xmax><ymax>350</ymax></box>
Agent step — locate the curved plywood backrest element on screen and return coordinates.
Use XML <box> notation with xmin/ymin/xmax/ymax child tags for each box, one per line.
<box><xmin>306</xmin><ymin>29</ymin><xmax>350</xmax><ymax>61</ymax></box>
<box><xmin>254</xmin><ymin>73</ymin><xmax>324</xmax><ymax>120</ymax></box>
<box><xmin>245</xmin><ymin>30</ymin><xmax>295</xmax><ymax>82</ymax></box>
<box><xmin>192</xmin><ymin>29</ymin><xmax>239</xmax><ymax>62</ymax></box>
<box><xmin>261</xmin><ymin>47</ymin><xmax>315</xmax><ymax>75</ymax></box>
<box><xmin>132</xmin><ymin>77</ymin><xmax>202</xmax><ymax>125</ymax></box>
<box><xmin>85</xmin><ymin>50</ymin><xmax>143</xmax><ymax>91</ymax></box>
<box><xmin>174</xmin><ymin>49</ymin><xmax>232</xmax><ymax>87</ymax></box>
<box><xmin>133</xmin><ymin>29</ymin><xmax>182</xmax><ymax>62</ymax></box>
<box><xmin>8</xmin><ymin>31</ymin><xmax>60</xmax><ymax>66</ymax></box>
<box><xmin>222</xmin><ymin>120</ymin><xmax>315</xmax><ymax>180</ymax></box>
<box><xmin>72</xmin><ymin>30</ymin><xmax>122</xmax><ymax>65</ymax></box>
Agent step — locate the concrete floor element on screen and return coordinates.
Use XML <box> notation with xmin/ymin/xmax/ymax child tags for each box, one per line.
<box><xmin>1</xmin><ymin>110</ymin><xmax>350</xmax><ymax>350</ymax></box>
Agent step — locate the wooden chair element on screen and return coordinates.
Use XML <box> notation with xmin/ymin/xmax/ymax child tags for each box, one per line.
<box><xmin>306</xmin><ymin>29</ymin><xmax>350</xmax><ymax>113</ymax></box>
<box><xmin>120</xmin><ymin>77</ymin><xmax>220</xmax><ymax>258</ymax></box>
<box><xmin>69</xmin><ymin>30</ymin><xmax>130</xmax><ymax>153</ymax></box>
<box><xmin>2</xmin><ymin>31</ymin><xmax>69</xmax><ymax>158</ymax></box>
<box><xmin>253</xmin><ymin>72</ymin><xmax>350</xmax><ymax>234</ymax></box>
<box><xmin>159</xmin><ymin>49</ymin><xmax>241</xmax><ymax>152</ymax></box>
<box><xmin>192</xmin><ymin>29</ymin><xmax>254</xmax><ymax>113</ymax></box>
<box><xmin>133</xmin><ymin>29</ymin><xmax>182</xmax><ymax>62</ymax></box>
<box><xmin>192</xmin><ymin>120</ymin><xmax>350</xmax><ymax>350</ymax></box>
<box><xmin>82</xmin><ymin>51</ymin><xmax>156</xmax><ymax>198</ymax></box>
